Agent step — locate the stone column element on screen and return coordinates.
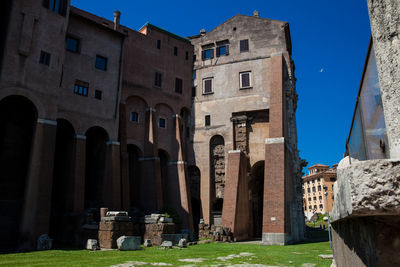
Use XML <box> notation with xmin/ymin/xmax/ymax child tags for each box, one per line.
<box><xmin>19</xmin><ymin>118</ymin><xmax>57</xmax><ymax>249</ymax></box>
<box><xmin>367</xmin><ymin>0</ymin><xmax>400</xmax><ymax>159</ymax></box>
<box><xmin>140</xmin><ymin>107</ymin><xmax>163</xmax><ymax>213</ymax></box>
<box><xmin>104</xmin><ymin>140</ymin><xmax>121</xmax><ymax>210</ymax></box>
<box><xmin>262</xmin><ymin>53</ymin><xmax>290</xmax><ymax>245</ymax></box>
<box><xmin>72</xmin><ymin>134</ymin><xmax>86</xmax><ymax>213</ymax></box>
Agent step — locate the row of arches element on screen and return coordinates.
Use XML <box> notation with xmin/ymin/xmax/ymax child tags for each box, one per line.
<box><xmin>0</xmin><ymin>95</ymin><xmax>113</xmax><ymax>250</ymax></box>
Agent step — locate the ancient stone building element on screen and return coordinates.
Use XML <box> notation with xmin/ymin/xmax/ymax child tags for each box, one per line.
<box><xmin>0</xmin><ymin>0</ymin><xmax>303</xmax><ymax>250</ymax></box>
<box><xmin>331</xmin><ymin>1</ymin><xmax>400</xmax><ymax>266</ymax></box>
<box><xmin>188</xmin><ymin>11</ymin><xmax>304</xmax><ymax>244</ymax></box>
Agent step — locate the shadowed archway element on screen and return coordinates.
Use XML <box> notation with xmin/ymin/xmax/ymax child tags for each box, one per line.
<box><xmin>249</xmin><ymin>161</ymin><xmax>265</xmax><ymax>237</ymax></box>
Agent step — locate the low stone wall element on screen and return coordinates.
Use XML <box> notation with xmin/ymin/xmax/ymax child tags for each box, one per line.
<box><xmin>143</xmin><ymin>223</ymin><xmax>176</xmax><ymax>246</ymax></box>
<box><xmin>98</xmin><ymin>220</ymin><xmax>133</xmax><ymax>249</ymax></box>
<box><xmin>198</xmin><ymin>223</ymin><xmax>233</xmax><ymax>242</ymax></box>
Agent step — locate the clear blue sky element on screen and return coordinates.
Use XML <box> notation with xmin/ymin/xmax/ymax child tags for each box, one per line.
<box><xmin>71</xmin><ymin>0</ymin><xmax>372</xmax><ymax>173</ymax></box>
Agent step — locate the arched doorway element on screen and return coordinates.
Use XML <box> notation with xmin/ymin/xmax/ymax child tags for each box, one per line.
<box><xmin>249</xmin><ymin>161</ymin><xmax>265</xmax><ymax>237</ymax></box>
<box><xmin>0</xmin><ymin>95</ymin><xmax>37</xmax><ymax>251</ymax></box>
<box><xmin>127</xmin><ymin>144</ymin><xmax>142</xmax><ymax>209</ymax></box>
<box><xmin>188</xmin><ymin>166</ymin><xmax>201</xmax><ymax>234</ymax></box>
<box><xmin>158</xmin><ymin>149</ymin><xmax>170</xmax><ymax>206</ymax></box>
<box><xmin>85</xmin><ymin>126</ymin><xmax>108</xmax><ymax>210</ymax></box>
<box><xmin>50</xmin><ymin>119</ymin><xmax>75</xmax><ymax>246</ymax></box>
<box><xmin>210</xmin><ymin>135</ymin><xmax>225</xmax><ymax>225</ymax></box>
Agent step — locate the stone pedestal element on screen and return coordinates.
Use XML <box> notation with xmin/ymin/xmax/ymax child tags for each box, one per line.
<box><xmin>98</xmin><ymin>215</ymin><xmax>133</xmax><ymax>249</ymax></box>
<box><xmin>143</xmin><ymin>223</ymin><xmax>175</xmax><ymax>246</ymax></box>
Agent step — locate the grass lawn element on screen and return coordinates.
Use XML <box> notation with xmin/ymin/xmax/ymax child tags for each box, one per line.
<box><xmin>0</xmin><ymin>242</ymin><xmax>332</xmax><ymax>267</ymax></box>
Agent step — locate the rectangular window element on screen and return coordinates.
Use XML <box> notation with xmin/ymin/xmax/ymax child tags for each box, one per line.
<box><xmin>192</xmin><ymin>86</ymin><xmax>196</xmax><ymax>97</ymax></box>
<box><xmin>312</xmin><ymin>187</ymin><xmax>316</xmax><ymax>192</ymax></box>
<box><xmin>318</xmin><ymin>185</ymin><xmax>321</xmax><ymax>192</ymax></box>
<box><xmin>39</xmin><ymin>51</ymin><xmax>51</xmax><ymax>66</ymax></box>
<box><xmin>130</xmin><ymin>112</ymin><xmax>139</xmax><ymax>122</ymax></box>
<box><xmin>154</xmin><ymin>72</ymin><xmax>163</xmax><ymax>88</ymax></box>
<box><xmin>175</xmin><ymin>78</ymin><xmax>183</xmax><ymax>94</ymax></box>
<box><xmin>66</xmin><ymin>36</ymin><xmax>79</xmax><ymax>52</ymax></box>
<box><xmin>216</xmin><ymin>45</ymin><xmax>229</xmax><ymax>57</ymax></box>
<box><xmin>307</xmin><ymin>188</ymin><xmax>310</xmax><ymax>193</ymax></box>
<box><xmin>159</xmin><ymin>118</ymin><xmax>166</xmax><ymax>128</ymax></box>
<box><xmin>157</xmin><ymin>40</ymin><xmax>161</xmax><ymax>49</ymax></box>
<box><xmin>95</xmin><ymin>55</ymin><xmax>107</xmax><ymax>71</ymax></box>
<box><xmin>94</xmin><ymin>90</ymin><xmax>102</xmax><ymax>100</ymax></box>
<box><xmin>203</xmin><ymin>78</ymin><xmax>213</xmax><ymax>94</ymax></box>
<box><xmin>240</xmin><ymin>39</ymin><xmax>249</xmax><ymax>52</ymax></box>
<box><xmin>185</xmin><ymin>51</ymin><xmax>189</xmax><ymax>60</ymax></box>
<box><xmin>240</xmin><ymin>71</ymin><xmax>251</xmax><ymax>88</ymax></box>
<box><xmin>174</xmin><ymin>46</ymin><xmax>178</xmax><ymax>56</ymax></box>
<box><xmin>202</xmin><ymin>48</ymin><xmax>214</xmax><ymax>60</ymax></box>
<box><xmin>319</xmin><ymin>196</ymin><xmax>322</xmax><ymax>200</ymax></box>
<box><xmin>74</xmin><ymin>80</ymin><xmax>89</xmax><ymax>97</ymax></box>
<box><xmin>205</xmin><ymin>115</ymin><xmax>210</xmax><ymax>126</ymax></box>
<box><xmin>43</xmin><ymin>0</ymin><xmax>66</xmax><ymax>15</ymax></box>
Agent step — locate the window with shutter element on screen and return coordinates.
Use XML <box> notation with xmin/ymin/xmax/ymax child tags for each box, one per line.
<box><xmin>202</xmin><ymin>48</ymin><xmax>214</xmax><ymax>60</ymax></box>
<box><xmin>217</xmin><ymin>45</ymin><xmax>229</xmax><ymax>57</ymax></box>
<box><xmin>240</xmin><ymin>71</ymin><xmax>251</xmax><ymax>89</ymax></box>
<box><xmin>240</xmin><ymin>39</ymin><xmax>249</xmax><ymax>52</ymax></box>
<box><xmin>203</xmin><ymin>78</ymin><xmax>213</xmax><ymax>94</ymax></box>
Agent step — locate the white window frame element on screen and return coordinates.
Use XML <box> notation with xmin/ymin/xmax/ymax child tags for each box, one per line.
<box><xmin>239</xmin><ymin>71</ymin><xmax>252</xmax><ymax>89</ymax></box>
<box><xmin>203</xmin><ymin>77</ymin><xmax>214</xmax><ymax>94</ymax></box>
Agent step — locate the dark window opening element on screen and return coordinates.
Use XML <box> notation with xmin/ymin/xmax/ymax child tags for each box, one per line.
<box><xmin>217</xmin><ymin>45</ymin><xmax>229</xmax><ymax>57</ymax></box>
<box><xmin>240</xmin><ymin>72</ymin><xmax>251</xmax><ymax>88</ymax></box>
<box><xmin>203</xmin><ymin>78</ymin><xmax>213</xmax><ymax>94</ymax></box>
<box><xmin>205</xmin><ymin>115</ymin><xmax>210</xmax><ymax>126</ymax></box>
<box><xmin>154</xmin><ymin>72</ymin><xmax>163</xmax><ymax>88</ymax></box>
<box><xmin>202</xmin><ymin>48</ymin><xmax>214</xmax><ymax>60</ymax></box>
<box><xmin>185</xmin><ymin>51</ymin><xmax>189</xmax><ymax>60</ymax></box>
<box><xmin>43</xmin><ymin>0</ymin><xmax>67</xmax><ymax>16</ymax></box>
<box><xmin>186</xmin><ymin>127</ymin><xmax>190</xmax><ymax>138</ymax></box>
<box><xmin>95</xmin><ymin>55</ymin><xmax>107</xmax><ymax>71</ymax></box>
<box><xmin>66</xmin><ymin>36</ymin><xmax>79</xmax><ymax>52</ymax></box>
<box><xmin>174</xmin><ymin>46</ymin><xmax>178</xmax><ymax>56</ymax></box>
<box><xmin>240</xmin><ymin>39</ymin><xmax>249</xmax><ymax>52</ymax></box>
<box><xmin>157</xmin><ymin>40</ymin><xmax>161</xmax><ymax>49</ymax></box>
<box><xmin>94</xmin><ymin>90</ymin><xmax>102</xmax><ymax>100</ymax></box>
<box><xmin>130</xmin><ymin>112</ymin><xmax>139</xmax><ymax>122</ymax></box>
<box><xmin>192</xmin><ymin>86</ymin><xmax>196</xmax><ymax>97</ymax></box>
<box><xmin>39</xmin><ymin>51</ymin><xmax>51</xmax><ymax>66</ymax></box>
<box><xmin>159</xmin><ymin>118</ymin><xmax>166</xmax><ymax>128</ymax></box>
<box><xmin>74</xmin><ymin>80</ymin><xmax>89</xmax><ymax>97</ymax></box>
<box><xmin>175</xmin><ymin>78</ymin><xmax>183</xmax><ymax>94</ymax></box>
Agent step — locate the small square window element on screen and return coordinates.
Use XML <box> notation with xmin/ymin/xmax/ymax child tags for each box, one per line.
<box><xmin>240</xmin><ymin>39</ymin><xmax>249</xmax><ymax>52</ymax></box>
<box><xmin>95</xmin><ymin>55</ymin><xmax>107</xmax><ymax>71</ymax></box>
<box><xmin>154</xmin><ymin>72</ymin><xmax>163</xmax><ymax>88</ymax></box>
<box><xmin>44</xmin><ymin>0</ymin><xmax>67</xmax><ymax>16</ymax></box>
<box><xmin>66</xmin><ymin>36</ymin><xmax>79</xmax><ymax>52</ymax></box>
<box><xmin>157</xmin><ymin>40</ymin><xmax>161</xmax><ymax>49</ymax></box>
<box><xmin>159</xmin><ymin>118</ymin><xmax>166</xmax><ymax>128</ymax></box>
<box><xmin>174</xmin><ymin>46</ymin><xmax>178</xmax><ymax>56</ymax></box>
<box><xmin>205</xmin><ymin>115</ymin><xmax>210</xmax><ymax>126</ymax></box>
<box><xmin>217</xmin><ymin>45</ymin><xmax>229</xmax><ymax>57</ymax></box>
<box><xmin>203</xmin><ymin>78</ymin><xmax>213</xmax><ymax>94</ymax></box>
<box><xmin>175</xmin><ymin>78</ymin><xmax>183</xmax><ymax>94</ymax></box>
<box><xmin>130</xmin><ymin>112</ymin><xmax>139</xmax><ymax>122</ymax></box>
<box><xmin>74</xmin><ymin>80</ymin><xmax>89</xmax><ymax>97</ymax></box>
<box><xmin>202</xmin><ymin>48</ymin><xmax>214</xmax><ymax>60</ymax></box>
<box><xmin>240</xmin><ymin>71</ymin><xmax>251</xmax><ymax>89</ymax></box>
<box><xmin>94</xmin><ymin>90</ymin><xmax>102</xmax><ymax>100</ymax></box>
<box><xmin>39</xmin><ymin>51</ymin><xmax>51</xmax><ymax>66</ymax></box>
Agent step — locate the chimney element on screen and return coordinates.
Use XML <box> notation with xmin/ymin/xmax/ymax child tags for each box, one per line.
<box><xmin>200</xmin><ymin>29</ymin><xmax>206</xmax><ymax>36</ymax></box>
<box><xmin>253</xmin><ymin>10</ymin><xmax>259</xmax><ymax>17</ymax></box>
<box><xmin>114</xmin><ymin>10</ymin><xmax>121</xmax><ymax>30</ymax></box>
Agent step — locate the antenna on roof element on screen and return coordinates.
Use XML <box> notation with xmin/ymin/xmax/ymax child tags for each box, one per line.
<box><xmin>253</xmin><ymin>10</ymin><xmax>259</xmax><ymax>18</ymax></box>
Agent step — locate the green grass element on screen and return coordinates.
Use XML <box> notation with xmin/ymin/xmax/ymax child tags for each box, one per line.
<box><xmin>0</xmin><ymin>242</ymin><xmax>332</xmax><ymax>267</ymax></box>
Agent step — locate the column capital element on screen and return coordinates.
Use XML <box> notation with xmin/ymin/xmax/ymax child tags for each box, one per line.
<box><xmin>75</xmin><ymin>134</ymin><xmax>86</xmax><ymax>140</ymax></box>
<box><xmin>146</xmin><ymin>107</ymin><xmax>156</xmax><ymax>112</ymax></box>
<box><xmin>37</xmin><ymin>118</ymin><xmax>57</xmax><ymax>126</ymax></box>
<box><xmin>172</xmin><ymin>114</ymin><xmax>182</xmax><ymax>119</ymax></box>
<box><xmin>107</xmin><ymin>140</ymin><xmax>121</xmax><ymax>146</ymax></box>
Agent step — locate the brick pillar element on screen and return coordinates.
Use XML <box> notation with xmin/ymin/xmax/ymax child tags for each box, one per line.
<box><xmin>262</xmin><ymin>53</ymin><xmax>290</xmax><ymax>245</ymax></box>
<box><xmin>140</xmin><ymin>107</ymin><xmax>163</xmax><ymax>213</ymax></box>
<box><xmin>172</xmin><ymin>114</ymin><xmax>193</xmax><ymax>231</ymax></box>
<box><xmin>221</xmin><ymin>150</ymin><xmax>249</xmax><ymax>241</ymax></box>
<box><xmin>104</xmin><ymin>141</ymin><xmax>121</xmax><ymax>210</ymax></box>
<box><xmin>119</xmin><ymin>102</ymin><xmax>130</xmax><ymax>211</ymax></box>
<box><xmin>19</xmin><ymin>118</ymin><xmax>57</xmax><ymax>249</ymax></box>
<box><xmin>72</xmin><ymin>134</ymin><xmax>86</xmax><ymax>213</ymax></box>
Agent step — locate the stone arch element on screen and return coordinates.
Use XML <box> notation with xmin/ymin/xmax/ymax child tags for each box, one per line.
<box><xmin>249</xmin><ymin>160</ymin><xmax>265</xmax><ymax>237</ymax></box>
<box><xmin>0</xmin><ymin>88</ymin><xmax>46</xmax><ymax>119</ymax></box>
<box><xmin>0</xmin><ymin>95</ymin><xmax>38</xmax><ymax>251</ymax></box>
<box><xmin>84</xmin><ymin>126</ymin><xmax>109</xmax><ymax>209</ymax></box>
<box><xmin>127</xmin><ymin>144</ymin><xmax>143</xmax><ymax>208</ymax></box>
<box><xmin>126</xmin><ymin>95</ymin><xmax>148</xmax><ymax>124</ymax></box>
<box><xmin>209</xmin><ymin>135</ymin><xmax>225</xmax><ymax>225</ymax></box>
<box><xmin>50</xmin><ymin>119</ymin><xmax>76</xmax><ymax>245</ymax></box>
